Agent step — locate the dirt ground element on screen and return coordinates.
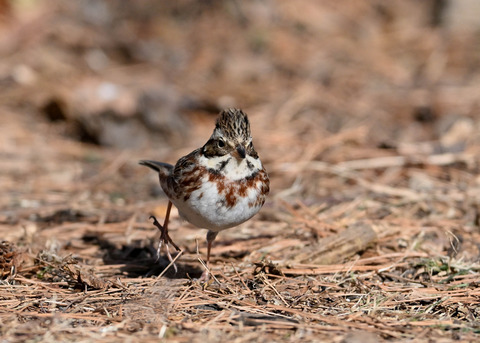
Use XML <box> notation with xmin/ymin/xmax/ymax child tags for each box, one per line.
<box><xmin>1</xmin><ymin>1</ymin><xmax>480</xmax><ymax>342</ymax></box>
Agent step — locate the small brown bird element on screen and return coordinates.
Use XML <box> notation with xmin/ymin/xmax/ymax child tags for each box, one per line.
<box><xmin>140</xmin><ymin>108</ymin><xmax>269</xmax><ymax>279</ymax></box>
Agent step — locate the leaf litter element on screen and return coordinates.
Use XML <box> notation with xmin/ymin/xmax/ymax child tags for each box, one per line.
<box><xmin>1</xmin><ymin>1</ymin><xmax>480</xmax><ymax>342</ymax></box>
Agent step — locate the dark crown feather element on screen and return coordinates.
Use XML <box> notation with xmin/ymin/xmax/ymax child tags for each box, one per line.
<box><xmin>215</xmin><ymin>108</ymin><xmax>251</xmax><ymax>140</ymax></box>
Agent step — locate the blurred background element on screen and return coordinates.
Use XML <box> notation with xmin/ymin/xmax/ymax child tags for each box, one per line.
<box><xmin>1</xmin><ymin>1</ymin><xmax>480</xmax><ymax>340</ymax></box>
<box><xmin>1</xmin><ymin>0</ymin><xmax>480</xmax><ymax>251</ymax></box>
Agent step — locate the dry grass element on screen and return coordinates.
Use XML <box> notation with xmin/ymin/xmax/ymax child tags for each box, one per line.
<box><xmin>1</xmin><ymin>1</ymin><xmax>480</xmax><ymax>342</ymax></box>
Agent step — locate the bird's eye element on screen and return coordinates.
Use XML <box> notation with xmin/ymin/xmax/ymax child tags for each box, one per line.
<box><xmin>218</xmin><ymin>139</ymin><xmax>225</xmax><ymax>148</ymax></box>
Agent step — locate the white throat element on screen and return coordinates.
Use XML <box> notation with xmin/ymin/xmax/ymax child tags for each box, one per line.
<box><xmin>199</xmin><ymin>154</ymin><xmax>261</xmax><ymax>180</ymax></box>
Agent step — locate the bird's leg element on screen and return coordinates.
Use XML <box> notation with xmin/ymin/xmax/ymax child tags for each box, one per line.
<box><xmin>150</xmin><ymin>201</ymin><xmax>180</xmax><ymax>272</ymax></box>
<box><xmin>199</xmin><ymin>230</ymin><xmax>218</xmax><ymax>282</ymax></box>
<box><xmin>206</xmin><ymin>230</ymin><xmax>218</xmax><ymax>263</ymax></box>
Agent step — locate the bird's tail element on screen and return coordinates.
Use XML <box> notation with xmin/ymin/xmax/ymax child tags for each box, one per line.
<box><xmin>139</xmin><ymin>160</ymin><xmax>174</xmax><ymax>173</ymax></box>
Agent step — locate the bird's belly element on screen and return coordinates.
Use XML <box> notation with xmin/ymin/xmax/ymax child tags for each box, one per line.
<box><xmin>171</xmin><ymin>178</ymin><xmax>264</xmax><ymax>231</ymax></box>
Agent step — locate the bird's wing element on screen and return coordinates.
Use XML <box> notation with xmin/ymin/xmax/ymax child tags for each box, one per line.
<box><xmin>171</xmin><ymin>148</ymin><xmax>202</xmax><ymax>183</ymax></box>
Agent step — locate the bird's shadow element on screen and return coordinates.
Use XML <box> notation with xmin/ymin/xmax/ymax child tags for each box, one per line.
<box><xmin>82</xmin><ymin>233</ymin><xmax>203</xmax><ymax>279</ymax></box>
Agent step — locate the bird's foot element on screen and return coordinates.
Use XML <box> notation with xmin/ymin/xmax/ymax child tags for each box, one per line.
<box><xmin>150</xmin><ymin>215</ymin><xmax>180</xmax><ymax>273</ymax></box>
<box><xmin>198</xmin><ymin>268</ymin><xmax>210</xmax><ymax>283</ymax></box>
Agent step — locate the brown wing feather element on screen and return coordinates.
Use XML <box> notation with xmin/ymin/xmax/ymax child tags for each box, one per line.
<box><xmin>170</xmin><ymin>148</ymin><xmax>204</xmax><ymax>200</ymax></box>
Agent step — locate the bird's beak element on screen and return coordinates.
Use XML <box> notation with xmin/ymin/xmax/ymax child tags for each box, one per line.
<box><xmin>233</xmin><ymin>145</ymin><xmax>246</xmax><ymax>160</ymax></box>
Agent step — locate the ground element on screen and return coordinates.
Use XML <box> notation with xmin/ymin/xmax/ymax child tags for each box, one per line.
<box><xmin>1</xmin><ymin>1</ymin><xmax>480</xmax><ymax>342</ymax></box>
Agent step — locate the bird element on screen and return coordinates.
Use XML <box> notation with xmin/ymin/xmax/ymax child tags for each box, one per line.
<box><xmin>140</xmin><ymin>108</ymin><xmax>269</xmax><ymax>280</ymax></box>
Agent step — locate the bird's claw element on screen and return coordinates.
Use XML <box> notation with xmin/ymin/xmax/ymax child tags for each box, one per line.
<box><xmin>150</xmin><ymin>215</ymin><xmax>180</xmax><ymax>273</ymax></box>
<box><xmin>198</xmin><ymin>269</ymin><xmax>210</xmax><ymax>283</ymax></box>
